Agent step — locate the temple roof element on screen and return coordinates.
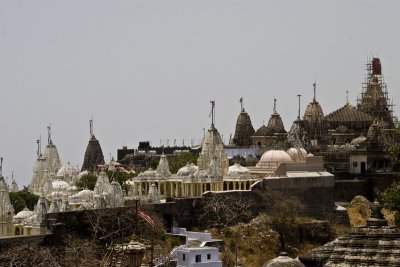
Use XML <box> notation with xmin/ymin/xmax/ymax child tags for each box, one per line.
<box><xmin>303</xmin><ymin>98</ymin><xmax>324</xmax><ymax>123</ymax></box>
<box><xmin>299</xmin><ymin>200</ymin><xmax>400</xmax><ymax>266</ymax></box>
<box><xmin>81</xmin><ymin>136</ymin><xmax>105</xmax><ymax>172</ymax></box>
<box><xmin>232</xmin><ymin>109</ymin><xmax>255</xmax><ymax>146</ymax></box>
<box><xmin>325</xmin><ymin>103</ymin><xmax>374</xmax><ymax>123</ymax></box>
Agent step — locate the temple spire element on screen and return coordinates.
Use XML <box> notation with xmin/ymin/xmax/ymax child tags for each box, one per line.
<box><xmin>89</xmin><ymin>117</ymin><xmax>94</xmax><ymax>138</ymax></box>
<box><xmin>313</xmin><ymin>82</ymin><xmax>317</xmax><ymax>101</ymax></box>
<box><xmin>297</xmin><ymin>94</ymin><xmax>302</xmax><ymax>119</ymax></box>
<box><xmin>0</xmin><ymin>157</ymin><xmax>3</xmax><ymax>177</ymax></box>
<box><xmin>36</xmin><ymin>137</ymin><xmax>42</xmax><ymax>157</ymax></box>
<box><xmin>47</xmin><ymin>124</ymin><xmax>52</xmax><ymax>144</ymax></box>
<box><xmin>210</xmin><ymin>100</ymin><xmax>216</xmax><ymax>127</ymax></box>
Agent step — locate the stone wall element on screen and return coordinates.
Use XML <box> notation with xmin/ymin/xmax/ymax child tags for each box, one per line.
<box><xmin>252</xmin><ymin>176</ymin><xmax>335</xmax><ymax>218</ymax></box>
<box><xmin>334</xmin><ymin>173</ymin><xmax>400</xmax><ymax>202</ymax></box>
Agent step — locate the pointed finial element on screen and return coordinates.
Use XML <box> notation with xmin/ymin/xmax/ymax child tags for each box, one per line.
<box><xmin>36</xmin><ymin>137</ymin><xmax>42</xmax><ymax>156</ymax></box>
<box><xmin>313</xmin><ymin>82</ymin><xmax>317</xmax><ymax>101</ymax></box>
<box><xmin>209</xmin><ymin>100</ymin><xmax>216</xmax><ymax>127</ymax></box>
<box><xmin>11</xmin><ymin>170</ymin><xmax>14</xmax><ymax>181</ymax></box>
<box><xmin>273</xmin><ymin>98</ymin><xmax>277</xmax><ymax>113</ymax></box>
<box><xmin>297</xmin><ymin>94</ymin><xmax>302</xmax><ymax>119</ymax></box>
<box><xmin>346</xmin><ymin>90</ymin><xmax>349</xmax><ymax>105</ymax></box>
<box><xmin>89</xmin><ymin>117</ymin><xmax>94</xmax><ymax>138</ymax></box>
<box><xmin>240</xmin><ymin>97</ymin><xmax>244</xmax><ymax>112</ymax></box>
<box><xmin>0</xmin><ymin>157</ymin><xmax>3</xmax><ymax>177</ymax></box>
<box><xmin>47</xmin><ymin>124</ymin><xmax>52</xmax><ymax>144</ymax></box>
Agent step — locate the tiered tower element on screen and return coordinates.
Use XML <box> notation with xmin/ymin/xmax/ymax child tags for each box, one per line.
<box><xmin>81</xmin><ymin>119</ymin><xmax>105</xmax><ymax>171</ymax></box>
<box><xmin>197</xmin><ymin>101</ymin><xmax>229</xmax><ymax>178</ymax></box>
<box><xmin>231</xmin><ymin>97</ymin><xmax>255</xmax><ymax>147</ymax></box>
<box><xmin>357</xmin><ymin>57</ymin><xmax>395</xmax><ymax>128</ymax></box>
<box><xmin>0</xmin><ymin>159</ymin><xmax>14</xmax><ymax>237</ymax></box>
<box><xmin>29</xmin><ymin>126</ymin><xmax>62</xmax><ymax>195</ymax></box>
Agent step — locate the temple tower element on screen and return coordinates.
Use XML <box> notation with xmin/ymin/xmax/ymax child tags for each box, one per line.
<box><xmin>30</xmin><ymin>127</ymin><xmax>62</xmax><ymax>195</ymax></box>
<box><xmin>197</xmin><ymin>101</ymin><xmax>229</xmax><ymax>178</ymax></box>
<box><xmin>232</xmin><ymin>97</ymin><xmax>255</xmax><ymax>147</ymax></box>
<box><xmin>0</xmin><ymin>159</ymin><xmax>14</xmax><ymax>237</ymax></box>
<box><xmin>252</xmin><ymin>98</ymin><xmax>287</xmax><ymax>147</ymax></box>
<box><xmin>302</xmin><ymin>83</ymin><xmax>327</xmax><ymax>146</ymax></box>
<box><xmin>81</xmin><ymin>119</ymin><xmax>105</xmax><ymax>171</ymax></box>
<box><xmin>358</xmin><ymin>58</ymin><xmax>394</xmax><ymax>128</ymax></box>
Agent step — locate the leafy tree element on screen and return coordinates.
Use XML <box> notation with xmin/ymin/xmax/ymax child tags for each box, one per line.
<box><xmin>75</xmin><ymin>173</ymin><xmax>97</xmax><ymax>190</ymax></box>
<box><xmin>387</xmin><ymin>123</ymin><xmax>400</xmax><ymax>171</ymax></box>
<box><xmin>167</xmin><ymin>151</ymin><xmax>198</xmax><ymax>174</ymax></box>
<box><xmin>382</xmin><ymin>180</ymin><xmax>400</xmax><ymax>225</ymax></box>
<box><xmin>147</xmin><ymin>158</ymin><xmax>160</xmax><ymax>170</ymax></box>
<box><xmin>9</xmin><ymin>193</ymin><xmax>26</xmax><ymax>213</ymax></box>
<box><xmin>9</xmin><ymin>187</ymin><xmax>39</xmax><ymax>213</ymax></box>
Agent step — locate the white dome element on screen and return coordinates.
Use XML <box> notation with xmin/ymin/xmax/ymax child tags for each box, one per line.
<box><xmin>228</xmin><ymin>163</ymin><xmax>250</xmax><ymax>176</ymax></box>
<box><xmin>78</xmin><ymin>171</ymin><xmax>90</xmax><ymax>179</ymax></box>
<box><xmin>14</xmin><ymin>208</ymin><xmax>35</xmax><ymax>220</ymax></box>
<box><xmin>52</xmin><ymin>179</ymin><xmax>70</xmax><ymax>191</ymax></box>
<box><xmin>50</xmin><ymin>191</ymin><xmax>67</xmax><ymax>199</ymax></box>
<box><xmin>138</xmin><ymin>168</ymin><xmax>157</xmax><ymax>178</ymax></box>
<box><xmin>287</xmin><ymin>148</ymin><xmax>307</xmax><ymax>162</ymax></box>
<box><xmin>73</xmin><ymin>189</ymin><xmax>94</xmax><ymax>201</ymax></box>
<box><xmin>350</xmin><ymin>135</ymin><xmax>367</xmax><ymax>146</ymax></box>
<box><xmin>259</xmin><ymin>150</ymin><xmax>293</xmax><ymax>164</ymax></box>
<box><xmin>177</xmin><ymin>163</ymin><xmax>199</xmax><ymax>176</ymax></box>
<box><xmin>57</xmin><ymin>163</ymin><xmax>79</xmax><ymax>177</ymax></box>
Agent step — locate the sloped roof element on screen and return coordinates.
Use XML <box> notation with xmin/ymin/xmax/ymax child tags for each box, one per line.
<box><xmin>299</xmin><ymin>200</ymin><xmax>400</xmax><ymax>266</ymax></box>
<box><xmin>325</xmin><ymin>104</ymin><xmax>374</xmax><ymax>123</ymax></box>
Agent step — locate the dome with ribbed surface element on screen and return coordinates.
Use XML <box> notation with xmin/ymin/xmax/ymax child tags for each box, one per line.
<box><xmin>259</xmin><ymin>150</ymin><xmax>293</xmax><ymax>165</ymax></box>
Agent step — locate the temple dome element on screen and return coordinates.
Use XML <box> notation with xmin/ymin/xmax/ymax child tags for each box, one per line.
<box><xmin>52</xmin><ymin>179</ymin><xmax>70</xmax><ymax>191</ymax></box>
<box><xmin>287</xmin><ymin>148</ymin><xmax>307</xmax><ymax>162</ymax></box>
<box><xmin>304</xmin><ymin>99</ymin><xmax>324</xmax><ymax>123</ymax></box>
<box><xmin>259</xmin><ymin>150</ymin><xmax>293</xmax><ymax>164</ymax></box>
<box><xmin>74</xmin><ymin>189</ymin><xmax>94</xmax><ymax>201</ymax></box>
<box><xmin>350</xmin><ymin>135</ymin><xmax>367</xmax><ymax>146</ymax></box>
<box><xmin>263</xmin><ymin>252</ymin><xmax>305</xmax><ymax>267</ymax></box>
<box><xmin>177</xmin><ymin>163</ymin><xmax>198</xmax><ymax>176</ymax></box>
<box><xmin>57</xmin><ymin>163</ymin><xmax>79</xmax><ymax>177</ymax></box>
<box><xmin>138</xmin><ymin>168</ymin><xmax>157</xmax><ymax>178</ymax></box>
<box><xmin>228</xmin><ymin>163</ymin><xmax>250</xmax><ymax>176</ymax></box>
<box><xmin>78</xmin><ymin>170</ymin><xmax>89</xmax><ymax>179</ymax></box>
<box><xmin>13</xmin><ymin>208</ymin><xmax>35</xmax><ymax>222</ymax></box>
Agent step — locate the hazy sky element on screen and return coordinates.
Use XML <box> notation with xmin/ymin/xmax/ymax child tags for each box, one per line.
<box><xmin>1</xmin><ymin>0</ymin><xmax>399</xmax><ymax>187</ymax></box>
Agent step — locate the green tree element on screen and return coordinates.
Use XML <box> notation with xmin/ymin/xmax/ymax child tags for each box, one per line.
<box><xmin>387</xmin><ymin>123</ymin><xmax>400</xmax><ymax>171</ymax></box>
<box><xmin>168</xmin><ymin>152</ymin><xmax>198</xmax><ymax>174</ymax></box>
<box><xmin>9</xmin><ymin>187</ymin><xmax>39</xmax><ymax>213</ymax></box>
<box><xmin>76</xmin><ymin>173</ymin><xmax>98</xmax><ymax>190</ymax></box>
<box><xmin>382</xmin><ymin>180</ymin><xmax>400</xmax><ymax>225</ymax></box>
<box><xmin>9</xmin><ymin>193</ymin><xmax>26</xmax><ymax>213</ymax></box>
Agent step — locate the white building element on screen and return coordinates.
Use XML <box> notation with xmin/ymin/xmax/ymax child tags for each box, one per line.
<box><xmin>177</xmin><ymin>247</ymin><xmax>222</xmax><ymax>267</ymax></box>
